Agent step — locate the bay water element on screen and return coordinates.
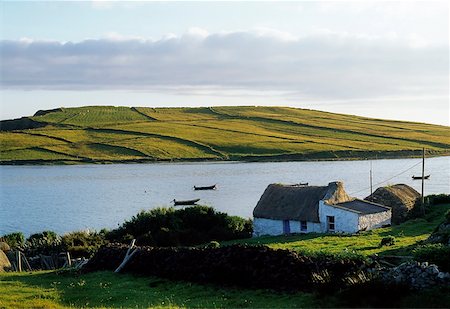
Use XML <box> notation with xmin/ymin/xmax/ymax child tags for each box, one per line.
<box><xmin>1</xmin><ymin>156</ymin><xmax>449</xmax><ymax>236</ymax></box>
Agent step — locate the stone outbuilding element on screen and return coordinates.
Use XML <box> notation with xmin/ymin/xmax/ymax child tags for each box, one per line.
<box><xmin>365</xmin><ymin>184</ymin><xmax>420</xmax><ymax>224</ymax></box>
<box><xmin>253</xmin><ymin>181</ymin><xmax>391</xmax><ymax>237</ymax></box>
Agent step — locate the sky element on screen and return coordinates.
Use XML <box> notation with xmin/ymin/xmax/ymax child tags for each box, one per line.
<box><xmin>0</xmin><ymin>1</ymin><xmax>449</xmax><ymax>125</ymax></box>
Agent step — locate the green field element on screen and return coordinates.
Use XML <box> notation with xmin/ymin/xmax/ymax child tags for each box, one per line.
<box><xmin>1</xmin><ymin>106</ymin><xmax>449</xmax><ymax>164</ymax></box>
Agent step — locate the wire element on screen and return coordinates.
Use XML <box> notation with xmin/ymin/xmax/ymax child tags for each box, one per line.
<box><xmin>349</xmin><ymin>160</ymin><xmax>423</xmax><ymax>196</ymax></box>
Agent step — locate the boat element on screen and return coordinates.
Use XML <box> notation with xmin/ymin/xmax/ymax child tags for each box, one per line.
<box><xmin>412</xmin><ymin>175</ymin><xmax>430</xmax><ymax>180</ymax></box>
<box><xmin>299</xmin><ymin>182</ymin><xmax>308</xmax><ymax>186</ymax></box>
<box><xmin>172</xmin><ymin>198</ymin><xmax>200</xmax><ymax>206</ymax></box>
<box><xmin>194</xmin><ymin>184</ymin><xmax>217</xmax><ymax>190</ymax></box>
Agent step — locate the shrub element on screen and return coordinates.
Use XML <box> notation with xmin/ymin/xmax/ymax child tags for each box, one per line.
<box><xmin>413</xmin><ymin>244</ymin><xmax>450</xmax><ymax>272</ymax></box>
<box><xmin>445</xmin><ymin>209</ymin><xmax>450</xmax><ymax>223</ymax></box>
<box><xmin>107</xmin><ymin>205</ymin><xmax>253</xmax><ymax>247</ymax></box>
<box><xmin>25</xmin><ymin>231</ymin><xmax>62</xmax><ymax>256</ymax></box>
<box><xmin>379</xmin><ymin>236</ymin><xmax>395</xmax><ymax>247</ymax></box>
<box><xmin>427</xmin><ymin>194</ymin><xmax>450</xmax><ymax>206</ymax></box>
<box><xmin>0</xmin><ymin>232</ymin><xmax>25</xmax><ymax>249</ymax></box>
<box><xmin>206</xmin><ymin>241</ymin><xmax>220</xmax><ymax>248</ymax></box>
<box><xmin>61</xmin><ymin>230</ymin><xmax>109</xmax><ymax>258</ymax></box>
<box><xmin>409</xmin><ymin>194</ymin><xmax>450</xmax><ymax>220</ymax></box>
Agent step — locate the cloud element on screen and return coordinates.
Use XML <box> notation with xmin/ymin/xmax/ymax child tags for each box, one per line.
<box><xmin>1</xmin><ymin>28</ymin><xmax>448</xmax><ymax>101</ymax></box>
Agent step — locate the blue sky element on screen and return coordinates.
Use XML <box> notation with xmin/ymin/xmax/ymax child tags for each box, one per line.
<box><xmin>1</xmin><ymin>1</ymin><xmax>449</xmax><ymax>125</ymax></box>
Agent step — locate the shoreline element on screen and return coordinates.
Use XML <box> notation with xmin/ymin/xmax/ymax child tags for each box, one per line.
<box><xmin>1</xmin><ymin>149</ymin><xmax>449</xmax><ymax>166</ymax></box>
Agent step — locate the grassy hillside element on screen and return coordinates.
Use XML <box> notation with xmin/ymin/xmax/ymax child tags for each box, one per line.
<box><xmin>1</xmin><ymin>106</ymin><xmax>449</xmax><ymax>164</ymax></box>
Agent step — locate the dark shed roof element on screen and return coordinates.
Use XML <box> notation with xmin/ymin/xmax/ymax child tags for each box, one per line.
<box><xmin>253</xmin><ymin>182</ymin><xmax>351</xmax><ymax>222</ymax></box>
<box><xmin>333</xmin><ymin>199</ymin><xmax>391</xmax><ymax>214</ymax></box>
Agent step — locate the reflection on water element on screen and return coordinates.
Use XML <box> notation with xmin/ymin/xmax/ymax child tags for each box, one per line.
<box><xmin>0</xmin><ymin>156</ymin><xmax>449</xmax><ymax>235</ymax></box>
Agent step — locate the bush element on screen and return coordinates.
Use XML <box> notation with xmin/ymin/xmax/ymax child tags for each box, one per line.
<box><xmin>413</xmin><ymin>244</ymin><xmax>450</xmax><ymax>272</ymax></box>
<box><xmin>206</xmin><ymin>241</ymin><xmax>220</xmax><ymax>248</ymax></box>
<box><xmin>445</xmin><ymin>209</ymin><xmax>450</xmax><ymax>223</ymax></box>
<box><xmin>379</xmin><ymin>236</ymin><xmax>395</xmax><ymax>247</ymax></box>
<box><xmin>409</xmin><ymin>194</ymin><xmax>450</xmax><ymax>220</ymax></box>
<box><xmin>0</xmin><ymin>232</ymin><xmax>25</xmax><ymax>249</ymax></box>
<box><xmin>427</xmin><ymin>194</ymin><xmax>450</xmax><ymax>206</ymax></box>
<box><xmin>107</xmin><ymin>206</ymin><xmax>253</xmax><ymax>247</ymax></box>
<box><xmin>61</xmin><ymin>230</ymin><xmax>109</xmax><ymax>258</ymax></box>
<box><xmin>25</xmin><ymin>231</ymin><xmax>62</xmax><ymax>256</ymax></box>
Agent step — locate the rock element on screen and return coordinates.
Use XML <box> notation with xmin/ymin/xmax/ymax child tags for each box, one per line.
<box><xmin>380</xmin><ymin>261</ymin><xmax>450</xmax><ymax>290</ymax></box>
<box><xmin>427</xmin><ymin>265</ymin><xmax>439</xmax><ymax>275</ymax></box>
<box><xmin>426</xmin><ymin>222</ymin><xmax>450</xmax><ymax>244</ymax></box>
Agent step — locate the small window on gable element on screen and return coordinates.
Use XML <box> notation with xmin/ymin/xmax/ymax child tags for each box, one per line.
<box><xmin>300</xmin><ymin>221</ymin><xmax>307</xmax><ymax>232</ymax></box>
<box><xmin>327</xmin><ymin>216</ymin><xmax>335</xmax><ymax>232</ymax></box>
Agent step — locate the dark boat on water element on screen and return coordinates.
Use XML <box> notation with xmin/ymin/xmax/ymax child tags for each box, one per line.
<box><xmin>412</xmin><ymin>175</ymin><xmax>430</xmax><ymax>180</ymax></box>
<box><xmin>194</xmin><ymin>184</ymin><xmax>217</xmax><ymax>190</ymax></box>
<box><xmin>173</xmin><ymin>198</ymin><xmax>200</xmax><ymax>206</ymax></box>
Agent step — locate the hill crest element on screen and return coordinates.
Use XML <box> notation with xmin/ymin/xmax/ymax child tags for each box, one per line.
<box><xmin>1</xmin><ymin>106</ymin><xmax>449</xmax><ymax>164</ymax></box>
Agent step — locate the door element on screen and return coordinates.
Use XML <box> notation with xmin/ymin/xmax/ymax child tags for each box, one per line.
<box><xmin>283</xmin><ymin>220</ymin><xmax>290</xmax><ymax>234</ymax></box>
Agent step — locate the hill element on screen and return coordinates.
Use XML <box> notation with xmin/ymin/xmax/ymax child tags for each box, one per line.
<box><xmin>1</xmin><ymin>106</ymin><xmax>449</xmax><ymax>164</ymax></box>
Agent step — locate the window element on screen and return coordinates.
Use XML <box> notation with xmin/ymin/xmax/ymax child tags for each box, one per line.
<box><xmin>300</xmin><ymin>221</ymin><xmax>307</xmax><ymax>232</ymax></box>
<box><xmin>327</xmin><ymin>216</ymin><xmax>335</xmax><ymax>232</ymax></box>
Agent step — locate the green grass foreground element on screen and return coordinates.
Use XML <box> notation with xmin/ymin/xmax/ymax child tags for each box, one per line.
<box><xmin>1</xmin><ymin>106</ymin><xmax>450</xmax><ymax>164</ymax></box>
<box><xmin>227</xmin><ymin>203</ymin><xmax>450</xmax><ymax>257</ymax></box>
<box><xmin>1</xmin><ymin>204</ymin><xmax>449</xmax><ymax>308</ymax></box>
<box><xmin>0</xmin><ymin>271</ymin><xmax>318</xmax><ymax>309</ymax></box>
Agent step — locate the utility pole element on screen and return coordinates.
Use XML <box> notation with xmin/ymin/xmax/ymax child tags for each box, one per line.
<box><xmin>421</xmin><ymin>147</ymin><xmax>425</xmax><ymax>213</ymax></box>
<box><xmin>370</xmin><ymin>160</ymin><xmax>373</xmax><ymax>201</ymax></box>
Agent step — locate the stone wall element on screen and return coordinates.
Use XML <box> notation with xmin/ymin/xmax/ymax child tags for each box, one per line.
<box><xmin>380</xmin><ymin>261</ymin><xmax>450</xmax><ymax>290</ymax></box>
<box><xmin>84</xmin><ymin>244</ymin><xmax>368</xmax><ymax>291</ymax></box>
<box><xmin>253</xmin><ymin>218</ymin><xmax>283</xmax><ymax>236</ymax></box>
<box><xmin>358</xmin><ymin>209</ymin><xmax>391</xmax><ymax>231</ymax></box>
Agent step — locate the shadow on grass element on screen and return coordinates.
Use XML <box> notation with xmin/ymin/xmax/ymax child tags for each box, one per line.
<box><xmin>224</xmin><ymin>233</ymin><xmax>325</xmax><ymax>247</ymax></box>
<box><xmin>377</xmin><ymin>243</ymin><xmax>421</xmax><ymax>257</ymax></box>
<box><xmin>1</xmin><ymin>270</ymin><xmax>319</xmax><ymax>308</ymax></box>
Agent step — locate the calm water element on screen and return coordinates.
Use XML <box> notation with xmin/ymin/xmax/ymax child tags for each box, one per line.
<box><xmin>1</xmin><ymin>156</ymin><xmax>449</xmax><ymax>236</ymax></box>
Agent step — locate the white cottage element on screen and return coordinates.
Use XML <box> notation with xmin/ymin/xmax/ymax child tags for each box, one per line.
<box><xmin>253</xmin><ymin>181</ymin><xmax>391</xmax><ymax>237</ymax></box>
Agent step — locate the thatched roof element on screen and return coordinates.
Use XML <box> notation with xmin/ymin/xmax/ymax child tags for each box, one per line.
<box><xmin>0</xmin><ymin>249</ymin><xmax>11</xmax><ymax>272</ymax></box>
<box><xmin>253</xmin><ymin>181</ymin><xmax>352</xmax><ymax>222</ymax></box>
<box><xmin>365</xmin><ymin>184</ymin><xmax>420</xmax><ymax>224</ymax></box>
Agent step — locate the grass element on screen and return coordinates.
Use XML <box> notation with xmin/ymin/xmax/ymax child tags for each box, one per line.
<box><xmin>0</xmin><ymin>271</ymin><xmax>319</xmax><ymax>308</ymax></box>
<box><xmin>225</xmin><ymin>203</ymin><xmax>450</xmax><ymax>257</ymax></box>
<box><xmin>1</xmin><ymin>106</ymin><xmax>449</xmax><ymax>164</ymax></box>
<box><xmin>1</xmin><ymin>204</ymin><xmax>449</xmax><ymax>308</ymax></box>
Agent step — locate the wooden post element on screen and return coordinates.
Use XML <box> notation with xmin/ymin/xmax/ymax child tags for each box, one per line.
<box><xmin>21</xmin><ymin>253</ymin><xmax>32</xmax><ymax>271</ymax></box>
<box><xmin>66</xmin><ymin>252</ymin><xmax>72</xmax><ymax>267</ymax></box>
<box><xmin>17</xmin><ymin>251</ymin><xmax>22</xmax><ymax>272</ymax></box>
<box><xmin>115</xmin><ymin>239</ymin><xmax>137</xmax><ymax>273</ymax></box>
